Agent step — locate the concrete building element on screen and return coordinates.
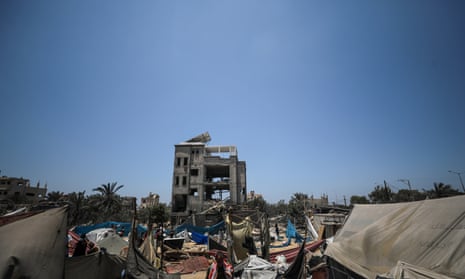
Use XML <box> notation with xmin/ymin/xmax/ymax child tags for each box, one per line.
<box><xmin>0</xmin><ymin>176</ymin><xmax>47</xmax><ymax>204</ymax></box>
<box><xmin>140</xmin><ymin>192</ymin><xmax>160</xmax><ymax>208</ymax></box>
<box><xmin>308</xmin><ymin>194</ymin><xmax>329</xmax><ymax>208</ymax></box>
<box><xmin>247</xmin><ymin>190</ymin><xmax>263</xmax><ymax>201</ymax></box>
<box><xmin>170</xmin><ymin>132</ymin><xmax>247</xmax><ymax>224</ymax></box>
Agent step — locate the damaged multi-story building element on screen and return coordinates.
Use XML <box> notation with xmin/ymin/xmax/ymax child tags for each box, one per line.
<box><xmin>170</xmin><ymin>132</ymin><xmax>247</xmax><ymax>225</ymax></box>
<box><xmin>0</xmin><ymin>176</ymin><xmax>47</xmax><ymax>208</ymax></box>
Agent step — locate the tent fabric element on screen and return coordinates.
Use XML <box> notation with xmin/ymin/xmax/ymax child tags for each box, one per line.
<box><xmin>73</xmin><ymin>221</ymin><xmax>147</xmax><ymax>237</ymax></box>
<box><xmin>191</xmin><ymin>231</ymin><xmax>208</xmax><ymax>244</ymax></box>
<box><xmin>97</xmin><ymin>233</ymin><xmax>128</xmax><ymax>255</ymax></box>
<box><xmin>282</xmin><ymin>240</ymin><xmax>308</xmax><ymax>279</ymax></box>
<box><xmin>285</xmin><ymin>219</ymin><xmax>304</xmax><ymax>245</ymax></box>
<box><xmin>376</xmin><ymin>261</ymin><xmax>456</xmax><ymax>279</ymax></box>
<box><xmin>126</xmin><ymin>217</ymin><xmax>160</xmax><ymax>279</ymax></box>
<box><xmin>0</xmin><ymin>207</ymin><xmax>68</xmax><ymax>279</ymax></box>
<box><xmin>241</xmin><ymin>255</ymin><xmax>276</xmax><ymax>279</ymax></box>
<box><xmin>138</xmin><ymin>227</ymin><xmax>158</xmax><ymax>268</ymax></box>
<box><xmin>65</xmin><ymin>251</ymin><xmax>126</xmax><ymax>279</ymax></box>
<box><xmin>86</xmin><ymin>228</ymin><xmax>115</xmax><ymax>243</ymax></box>
<box><xmin>226</xmin><ymin>215</ymin><xmax>254</xmax><ymax>262</ymax></box>
<box><xmin>305</xmin><ymin>216</ymin><xmax>319</xmax><ymax>240</ymax></box>
<box><xmin>0</xmin><ymin>210</ymin><xmax>43</xmax><ymax>226</ymax></box>
<box><xmin>125</xmin><ymin>216</ymin><xmax>180</xmax><ymax>279</ymax></box>
<box><xmin>325</xmin><ymin>196</ymin><xmax>465</xmax><ymax>279</ymax></box>
<box><xmin>208</xmin><ymin>236</ymin><xmax>228</xmax><ymax>252</ymax></box>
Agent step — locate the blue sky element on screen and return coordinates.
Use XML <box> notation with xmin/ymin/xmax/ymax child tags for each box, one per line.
<box><xmin>1</xmin><ymin>1</ymin><xmax>464</xmax><ymax>205</ymax></box>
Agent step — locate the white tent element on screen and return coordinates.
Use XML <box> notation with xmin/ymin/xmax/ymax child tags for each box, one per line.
<box><xmin>86</xmin><ymin>228</ymin><xmax>115</xmax><ymax>243</ymax></box>
<box><xmin>325</xmin><ymin>196</ymin><xmax>465</xmax><ymax>279</ymax></box>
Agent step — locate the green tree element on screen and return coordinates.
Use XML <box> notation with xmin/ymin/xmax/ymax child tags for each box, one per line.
<box><xmin>67</xmin><ymin>191</ymin><xmax>89</xmax><ymax>226</ymax></box>
<box><xmin>288</xmin><ymin>192</ymin><xmax>308</xmax><ymax>225</ymax></box>
<box><xmin>266</xmin><ymin>199</ymin><xmax>287</xmax><ymax>217</ymax></box>
<box><xmin>368</xmin><ymin>183</ymin><xmax>393</xmax><ymax>203</ymax></box>
<box><xmin>350</xmin><ymin>195</ymin><xmax>369</xmax><ymax>205</ymax></box>
<box><xmin>247</xmin><ymin>196</ymin><xmax>267</xmax><ymax>212</ymax></box>
<box><xmin>92</xmin><ymin>182</ymin><xmax>124</xmax><ymax>221</ymax></box>
<box><xmin>426</xmin><ymin>182</ymin><xmax>461</xmax><ymax>199</ymax></box>
<box><xmin>139</xmin><ymin>203</ymin><xmax>169</xmax><ymax>226</ymax></box>
<box><xmin>393</xmin><ymin>189</ymin><xmax>412</xmax><ymax>202</ymax></box>
<box><xmin>47</xmin><ymin>191</ymin><xmax>64</xmax><ymax>201</ymax></box>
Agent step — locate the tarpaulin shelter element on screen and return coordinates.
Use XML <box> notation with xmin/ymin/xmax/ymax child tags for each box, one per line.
<box><xmin>190</xmin><ymin>230</ymin><xmax>208</xmax><ymax>244</ymax></box>
<box><xmin>234</xmin><ymin>255</ymin><xmax>276</xmax><ymax>279</ymax></box>
<box><xmin>325</xmin><ymin>195</ymin><xmax>465</xmax><ymax>279</ymax></box>
<box><xmin>96</xmin><ymin>232</ymin><xmax>128</xmax><ymax>255</ymax></box>
<box><xmin>86</xmin><ymin>228</ymin><xmax>116</xmax><ymax>243</ymax></box>
<box><xmin>0</xmin><ymin>206</ymin><xmax>68</xmax><ymax>279</ymax></box>
<box><xmin>226</xmin><ymin>214</ymin><xmax>254</xmax><ymax>263</ymax></box>
<box><xmin>65</xmin><ymin>252</ymin><xmax>126</xmax><ymax>279</ymax></box>
<box><xmin>305</xmin><ymin>215</ymin><xmax>319</xmax><ymax>241</ymax></box>
<box><xmin>282</xmin><ymin>239</ymin><xmax>308</xmax><ymax>279</ymax></box>
<box><xmin>138</xmin><ymin>225</ymin><xmax>159</xmax><ymax>268</ymax></box>
<box><xmin>125</xmin><ymin>205</ymin><xmax>179</xmax><ymax>279</ymax></box>
<box><xmin>285</xmin><ymin>219</ymin><xmax>305</xmax><ymax>245</ymax></box>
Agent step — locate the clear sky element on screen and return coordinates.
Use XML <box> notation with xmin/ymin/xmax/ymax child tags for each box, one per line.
<box><xmin>1</xmin><ymin>1</ymin><xmax>465</xmax><ymax>205</ymax></box>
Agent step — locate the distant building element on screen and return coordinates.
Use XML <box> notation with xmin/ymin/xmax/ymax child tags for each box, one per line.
<box><xmin>308</xmin><ymin>194</ymin><xmax>329</xmax><ymax>208</ymax></box>
<box><xmin>140</xmin><ymin>192</ymin><xmax>160</xmax><ymax>208</ymax></box>
<box><xmin>0</xmin><ymin>176</ymin><xmax>47</xmax><ymax>204</ymax></box>
<box><xmin>170</xmin><ymin>132</ymin><xmax>247</xmax><ymax>224</ymax></box>
<box><xmin>247</xmin><ymin>190</ymin><xmax>263</xmax><ymax>200</ymax></box>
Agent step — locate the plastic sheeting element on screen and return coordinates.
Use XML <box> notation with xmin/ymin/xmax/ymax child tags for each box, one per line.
<box><xmin>174</xmin><ymin>220</ymin><xmax>225</xmax><ymax>235</ymax></box>
<box><xmin>138</xmin><ymin>228</ymin><xmax>158</xmax><ymax>268</ymax></box>
<box><xmin>325</xmin><ymin>196</ymin><xmax>465</xmax><ymax>279</ymax></box>
<box><xmin>376</xmin><ymin>261</ymin><xmax>456</xmax><ymax>279</ymax></box>
<box><xmin>305</xmin><ymin>215</ymin><xmax>319</xmax><ymax>240</ymax></box>
<box><xmin>226</xmin><ymin>215</ymin><xmax>254</xmax><ymax>262</ymax></box>
<box><xmin>86</xmin><ymin>228</ymin><xmax>115</xmax><ymax>243</ymax></box>
<box><xmin>285</xmin><ymin>219</ymin><xmax>304</xmax><ymax>245</ymax></box>
<box><xmin>282</xmin><ymin>240</ymin><xmax>308</xmax><ymax>279</ymax></box>
<box><xmin>97</xmin><ymin>232</ymin><xmax>128</xmax><ymax>255</ymax></box>
<box><xmin>73</xmin><ymin>221</ymin><xmax>147</xmax><ymax>237</ymax></box>
<box><xmin>191</xmin><ymin>231</ymin><xmax>208</xmax><ymax>244</ymax></box>
<box><xmin>126</xmin><ymin>217</ymin><xmax>165</xmax><ymax>279</ymax></box>
<box><xmin>238</xmin><ymin>255</ymin><xmax>276</xmax><ymax>279</ymax></box>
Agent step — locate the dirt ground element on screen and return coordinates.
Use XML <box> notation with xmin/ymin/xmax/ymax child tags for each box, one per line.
<box><xmin>180</xmin><ymin>270</ymin><xmax>207</xmax><ymax>279</ymax></box>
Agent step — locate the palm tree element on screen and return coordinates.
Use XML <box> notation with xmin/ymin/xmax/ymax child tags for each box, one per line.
<box><xmin>369</xmin><ymin>184</ymin><xmax>393</xmax><ymax>203</ymax></box>
<box><xmin>288</xmin><ymin>192</ymin><xmax>309</xmax><ymax>225</ymax></box>
<box><xmin>47</xmin><ymin>191</ymin><xmax>64</xmax><ymax>201</ymax></box>
<box><xmin>428</xmin><ymin>182</ymin><xmax>461</xmax><ymax>199</ymax></box>
<box><xmin>67</xmin><ymin>191</ymin><xmax>88</xmax><ymax>226</ymax></box>
<box><xmin>92</xmin><ymin>182</ymin><xmax>124</xmax><ymax>220</ymax></box>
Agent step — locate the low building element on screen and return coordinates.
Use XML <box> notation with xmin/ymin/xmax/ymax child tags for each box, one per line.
<box><xmin>0</xmin><ymin>176</ymin><xmax>47</xmax><ymax>204</ymax></box>
<box><xmin>247</xmin><ymin>190</ymin><xmax>263</xmax><ymax>200</ymax></box>
<box><xmin>308</xmin><ymin>194</ymin><xmax>329</xmax><ymax>208</ymax></box>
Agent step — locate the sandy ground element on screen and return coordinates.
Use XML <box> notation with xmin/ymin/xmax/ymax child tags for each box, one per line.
<box><xmin>180</xmin><ymin>270</ymin><xmax>207</xmax><ymax>279</ymax></box>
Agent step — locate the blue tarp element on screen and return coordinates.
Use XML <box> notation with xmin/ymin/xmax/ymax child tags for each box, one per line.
<box><xmin>190</xmin><ymin>231</ymin><xmax>208</xmax><ymax>244</ymax></box>
<box><xmin>73</xmin><ymin>221</ymin><xmax>147</xmax><ymax>237</ymax></box>
<box><xmin>174</xmin><ymin>220</ymin><xmax>225</xmax><ymax>235</ymax></box>
<box><xmin>285</xmin><ymin>219</ymin><xmax>305</xmax><ymax>245</ymax></box>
